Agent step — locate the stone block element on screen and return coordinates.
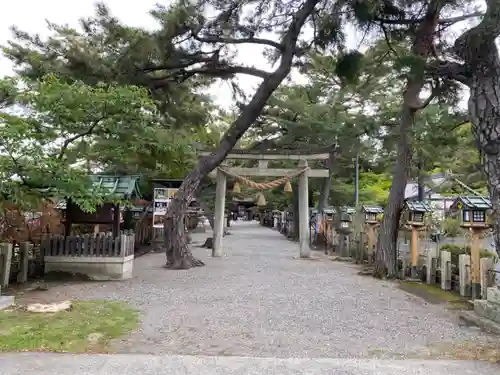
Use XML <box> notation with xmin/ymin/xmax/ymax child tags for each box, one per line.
<box><xmin>480</xmin><ymin>257</ymin><xmax>495</xmax><ymax>299</ymax></box>
<box><xmin>440</xmin><ymin>250</ymin><xmax>451</xmax><ymax>291</ymax></box>
<box><xmin>458</xmin><ymin>254</ymin><xmax>471</xmax><ymax>297</ymax></box>
<box><xmin>44</xmin><ymin>255</ymin><xmax>134</xmax><ymax>281</ymax></box>
<box><xmin>474</xmin><ymin>299</ymin><xmax>500</xmax><ymax>323</ymax></box>
<box><xmin>0</xmin><ymin>295</ymin><xmax>14</xmax><ymax>310</ymax></box>
<box><xmin>0</xmin><ymin>243</ymin><xmax>13</xmax><ymax>288</ymax></box>
<box><xmin>487</xmin><ymin>287</ymin><xmax>500</xmax><ymax>305</ymax></box>
<box><xmin>426</xmin><ymin>252</ymin><xmax>434</xmax><ymax>284</ymax></box>
<box><xmin>460</xmin><ymin>310</ymin><xmax>500</xmax><ymax>335</ymax></box>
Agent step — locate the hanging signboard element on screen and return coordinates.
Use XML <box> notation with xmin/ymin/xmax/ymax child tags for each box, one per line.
<box><xmin>153</xmin><ymin>188</ymin><xmax>178</xmax><ymax>228</ymax></box>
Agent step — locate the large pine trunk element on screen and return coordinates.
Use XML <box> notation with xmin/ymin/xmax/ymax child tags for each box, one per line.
<box><xmin>164</xmin><ymin>169</ymin><xmax>206</xmax><ymax>269</ymax></box>
<box><xmin>468</xmin><ymin>69</ymin><xmax>500</xmax><ymax>257</ymax></box>
<box><xmin>374</xmin><ymin>108</ymin><xmax>413</xmax><ymax>278</ymax></box>
<box><xmin>163</xmin><ymin>0</ymin><xmax>320</xmax><ymax>269</ymax></box>
<box><xmin>455</xmin><ymin>7</ymin><xmax>500</xmax><ymax>256</ymax></box>
<box><xmin>374</xmin><ymin>1</ymin><xmax>442</xmax><ymax>277</ymax></box>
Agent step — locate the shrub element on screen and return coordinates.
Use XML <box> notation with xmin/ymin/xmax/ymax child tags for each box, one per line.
<box><xmin>442</xmin><ymin>218</ymin><xmax>461</xmax><ymax>237</ymax></box>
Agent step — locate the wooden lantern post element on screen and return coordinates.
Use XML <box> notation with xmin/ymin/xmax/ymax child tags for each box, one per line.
<box><xmin>323</xmin><ymin>208</ymin><xmax>335</xmax><ymax>254</ymax></box>
<box><xmin>403</xmin><ymin>201</ymin><xmax>432</xmax><ymax>278</ymax></box>
<box><xmin>361</xmin><ymin>205</ymin><xmax>384</xmax><ymax>256</ymax></box>
<box><xmin>450</xmin><ymin>196</ymin><xmax>492</xmax><ymax>300</ymax></box>
<box><xmin>336</xmin><ymin>207</ymin><xmax>355</xmax><ymax>257</ymax></box>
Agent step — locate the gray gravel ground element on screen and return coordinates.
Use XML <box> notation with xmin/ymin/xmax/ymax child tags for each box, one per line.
<box><xmin>38</xmin><ymin>221</ymin><xmax>497</xmax><ymax>358</ymax></box>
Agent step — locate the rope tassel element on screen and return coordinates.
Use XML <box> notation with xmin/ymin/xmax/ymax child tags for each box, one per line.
<box><xmin>283</xmin><ymin>180</ymin><xmax>292</xmax><ymax>193</ymax></box>
<box><xmin>232</xmin><ymin>181</ymin><xmax>241</xmax><ymax>193</ymax></box>
<box><xmin>256</xmin><ymin>192</ymin><xmax>267</xmax><ymax>206</ymax></box>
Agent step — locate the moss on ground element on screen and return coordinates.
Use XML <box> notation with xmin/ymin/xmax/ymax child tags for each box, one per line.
<box><xmin>398</xmin><ymin>281</ymin><xmax>470</xmax><ymax>309</ymax></box>
<box><xmin>0</xmin><ymin>300</ymin><xmax>139</xmax><ymax>353</ymax></box>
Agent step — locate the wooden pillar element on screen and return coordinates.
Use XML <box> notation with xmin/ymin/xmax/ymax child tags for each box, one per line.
<box><xmin>112</xmin><ymin>204</ymin><xmax>120</xmax><ymax>237</ymax></box>
<box><xmin>366</xmin><ymin>224</ymin><xmax>376</xmax><ymax>254</ymax></box>
<box><xmin>298</xmin><ymin>159</ymin><xmax>310</xmax><ymax>258</ymax></box>
<box><xmin>410</xmin><ymin>226</ymin><xmax>418</xmax><ymax>278</ymax></box>
<box><xmin>213</xmin><ymin>168</ymin><xmax>227</xmax><ymax>257</ymax></box>
<box><xmin>17</xmin><ymin>242</ymin><xmax>30</xmax><ymax>284</ymax></box>
<box><xmin>64</xmin><ymin>198</ymin><xmax>73</xmax><ymax>236</ymax></box>
<box><xmin>470</xmin><ymin>227</ymin><xmax>481</xmax><ymax>299</ymax></box>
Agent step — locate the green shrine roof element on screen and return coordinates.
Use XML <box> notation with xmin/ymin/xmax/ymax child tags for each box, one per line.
<box><xmin>362</xmin><ymin>205</ymin><xmax>384</xmax><ymax>214</ymax></box>
<box><xmin>90</xmin><ymin>175</ymin><xmax>142</xmax><ymax>199</ymax></box>
<box><xmin>55</xmin><ymin>175</ymin><xmax>142</xmax><ymax>209</ymax></box>
<box><xmin>451</xmin><ymin>196</ymin><xmax>491</xmax><ymax>210</ymax></box>
<box><xmin>405</xmin><ymin>200</ymin><xmax>432</xmax><ymax>212</ymax></box>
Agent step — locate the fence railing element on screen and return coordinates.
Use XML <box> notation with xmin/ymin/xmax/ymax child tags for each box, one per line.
<box><xmin>1</xmin><ymin>232</ymin><xmax>135</xmax><ymax>288</ymax></box>
<box><xmin>41</xmin><ymin>232</ymin><xmax>135</xmax><ymax>258</ymax></box>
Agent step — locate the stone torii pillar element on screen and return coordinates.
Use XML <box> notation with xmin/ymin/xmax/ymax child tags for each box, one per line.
<box><xmin>298</xmin><ymin>159</ymin><xmax>310</xmax><ymax>258</ymax></box>
<box><xmin>212</xmin><ymin>167</ymin><xmax>227</xmax><ymax>257</ymax></box>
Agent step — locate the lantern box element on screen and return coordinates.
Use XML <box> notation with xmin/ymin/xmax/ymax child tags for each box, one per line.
<box><xmin>402</xmin><ymin>201</ymin><xmax>432</xmax><ymax>227</ymax></box>
<box><xmin>362</xmin><ymin>205</ymin><xmax>384</xmax><ymax>224</ymax></box>
<box><xmin>336</xmin><ymin>207</ymin><xmax>355</xmax><ymax>233</ymax></box>
<box><xmin>449</xmin><ymin>196</ymin><xmax>491</xmax><ymax>229</ymax></box>
<box><xmin>324</xmin><ymin>208</ymin><xmax>335</xmax><ymax>222</ymax></box>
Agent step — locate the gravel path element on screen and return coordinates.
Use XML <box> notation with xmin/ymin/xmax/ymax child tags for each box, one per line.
<box><xmin>36</xmin><ymin>221</ymin><xmax>496</xmax><ymax>358</ymax></box>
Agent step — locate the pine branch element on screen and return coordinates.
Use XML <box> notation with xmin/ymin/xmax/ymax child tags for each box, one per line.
<box><xmin>192</xmin><ymin>33</ymin><xmax>284</xmax><ymax>51</ymax></box>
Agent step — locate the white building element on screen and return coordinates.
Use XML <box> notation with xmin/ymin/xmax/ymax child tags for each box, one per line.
<box><xmin>404</xmin><ymin>173</ymin><xmax>455</xmax><ymax>219</ymax></box>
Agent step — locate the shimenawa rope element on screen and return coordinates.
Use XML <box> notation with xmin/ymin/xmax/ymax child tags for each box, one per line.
<box><xmin>217</xmin><ymin>166</ymin><xmax>308</xmax><ymax>190</ymax></box>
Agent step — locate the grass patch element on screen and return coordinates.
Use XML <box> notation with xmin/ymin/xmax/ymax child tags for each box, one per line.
<box><xmin>399</xmin><ymin>281</ymin><xmax>470</xmax><ymax>308</ymax></box>
<box><xmin>0</xmin><ymin>300</ymin><xmax>139</xmax><ymax>353</ymax></box>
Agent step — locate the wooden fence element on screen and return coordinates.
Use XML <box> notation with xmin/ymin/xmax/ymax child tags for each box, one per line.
<box><xmin>1</xmin><ymin>232</ymin><xmax>136</xmax><ymax>287</ymax></box>
<box><xmin>132</xmin><ymin>203</ymin><xmax>153</xmax><ymax>248</ymax></box>
<box><xmin>41</xmin><ymin>232</ymin><xmax>135</xmax><ymax>257</ymax></box>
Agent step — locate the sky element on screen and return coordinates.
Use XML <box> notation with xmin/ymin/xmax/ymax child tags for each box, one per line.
<box><xmin>0</xmin><ymin>0</ymin><xmax>365</xmax><ymax>109</ymax></box>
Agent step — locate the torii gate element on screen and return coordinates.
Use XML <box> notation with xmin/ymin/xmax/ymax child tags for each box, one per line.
<box><xmin>200</xmin><ymin>148</ymin><xmax>331</xmax><ymax>258</ymax></box>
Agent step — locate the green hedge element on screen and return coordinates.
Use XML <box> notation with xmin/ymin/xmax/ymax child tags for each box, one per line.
<box><xmin>439</xmin><ymin>244</ymin><xmax>497</xmax><ymax>264</ymax></box>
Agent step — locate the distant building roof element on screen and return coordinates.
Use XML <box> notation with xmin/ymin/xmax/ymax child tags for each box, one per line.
<box><xmin>404</xmin><ymin>173</ymin><xmax>447</xmax><ymax>199</ymax></box>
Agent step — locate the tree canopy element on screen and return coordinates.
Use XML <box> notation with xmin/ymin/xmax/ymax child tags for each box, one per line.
<box><xmin>1</xmin><ymin>0</ymin><xmax>498</xmax><ymax>271</ymax></box>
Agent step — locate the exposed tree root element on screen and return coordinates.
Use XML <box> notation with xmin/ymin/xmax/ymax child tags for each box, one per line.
<box><xmin>165</xmin><ymin>252</ymin><xmax>205</xmax><ymax>269</ymax></box>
